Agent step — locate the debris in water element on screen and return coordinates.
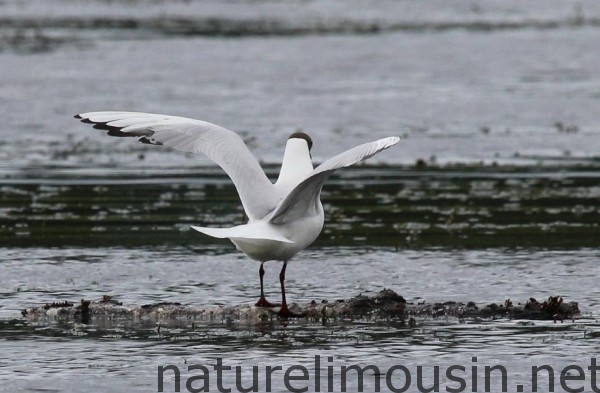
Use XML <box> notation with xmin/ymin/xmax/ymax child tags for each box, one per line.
<box><xmin>21</xmin><ymin>290</ymin><xmax>580</xmax><ymax>326</ymax></box>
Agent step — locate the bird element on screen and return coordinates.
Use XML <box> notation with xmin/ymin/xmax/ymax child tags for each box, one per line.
<box><xmin>75</xmin><ymin>111</ymin><xmax>399</xmax><ymax>318</ymax></box>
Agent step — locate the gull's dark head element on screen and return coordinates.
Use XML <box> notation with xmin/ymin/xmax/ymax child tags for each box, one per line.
<box><xmin>288</xmin><ymin>131</ymin><xmax>313</xmax><ymax>151</ymax></box>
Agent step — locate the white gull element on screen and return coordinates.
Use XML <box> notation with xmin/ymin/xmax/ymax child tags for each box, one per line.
<box><xmin>75</xmin><ymin>111</ymin><xmax>399</xmax><ymax>317</ymax></box>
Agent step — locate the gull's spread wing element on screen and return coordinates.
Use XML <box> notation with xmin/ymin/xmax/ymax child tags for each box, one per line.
<box><xmin>75</xmin><ymin>111</ymin><xmax>277</xmax><ymax>220</ymax></box>
<box><xmin>268</xmin><ymin>136</ymin><xmax>400</xmax><ymax>224</ymax></box>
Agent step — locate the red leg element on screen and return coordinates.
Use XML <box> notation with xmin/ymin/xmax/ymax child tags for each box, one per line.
<box><xmin>255</xmin><ymin>262</ymin><xmax>281</xmax><ymax>308</ymax></box>
<box><xmin>277</xmin><ymin>261</ymin><xmax>304</xmax><ymax>318</ymax></box>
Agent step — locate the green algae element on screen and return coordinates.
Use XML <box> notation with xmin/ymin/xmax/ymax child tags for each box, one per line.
<box><xmin>2</xmin><ymin>164</ymin><xmax>599</xmax><ymax>249</ymax></box>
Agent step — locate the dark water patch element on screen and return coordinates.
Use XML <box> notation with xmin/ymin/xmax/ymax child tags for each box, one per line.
<box><xmin>1</xmin><ymin>165</ymin><xmax>599</xmax><ymax>249</ymax></box>
<box><xmin>0</xmin><ymin>28</ymin><xmax>79</xmax><ymax>53</ymax></box>
<box><xmin>3</xmin><ymin>310</ymin><xmax>586</xmax><ymax>345</ymax></box>
<box><xmin>1</xmin><ymin>14</ymin><xmax>600</xmax><ymax>40</ymax></box>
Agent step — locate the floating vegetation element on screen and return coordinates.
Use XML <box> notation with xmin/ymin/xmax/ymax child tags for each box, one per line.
<box><xmin>1</xmin><ymin>165</ymin><xmax>599</xmax><ymax>249</ymax></box>
<box><xmin>21</xmin><ymin>289</ymin><xmax>580</xmax><ymax>329</ymax></box>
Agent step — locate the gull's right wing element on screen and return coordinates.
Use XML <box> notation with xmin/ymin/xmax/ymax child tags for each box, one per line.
<box><xmin>75</xmin><ymin>111</ymin><xmax>278</xmax><ymax>220</ymax></box>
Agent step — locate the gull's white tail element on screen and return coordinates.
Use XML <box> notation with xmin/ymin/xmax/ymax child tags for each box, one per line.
<box><xmin>191</xmin><ymin>224</ymin><xmax>294</xmax><ymax>244</ymax></box>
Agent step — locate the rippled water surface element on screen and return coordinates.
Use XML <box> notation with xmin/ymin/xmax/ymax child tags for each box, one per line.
<box><xmin>2</xmin><ymin>247</ymin><xmax>600</xmax><ymax>392</ymax></box>
<box><xmin>2</xmin><ymin>0</ymin><xmax>600</xmax><ymax>392</ymax></box>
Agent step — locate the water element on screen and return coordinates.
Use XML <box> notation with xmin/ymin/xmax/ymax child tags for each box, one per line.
<box><xmin>2</xmin><ymin>1</ymin><xmax>600</xmax><ymax>392</ymax></box>
<box><xmin>2</xmin><ymin>248</ymin><xmax>600</xmax><ymax>392</ymax></box>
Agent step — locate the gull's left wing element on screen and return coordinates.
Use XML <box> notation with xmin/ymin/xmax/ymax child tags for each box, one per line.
<box><xmin>268</xmin><ymin>136</ymin><xmax>400</xmax><ymax>224</ymax></box>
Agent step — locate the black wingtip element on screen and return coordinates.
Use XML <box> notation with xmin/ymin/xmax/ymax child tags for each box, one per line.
<box><xmin>73</xmin><ymin>113</ymin><xmax>91</xmax><ymax>123</ymax></box>
<box><xmin>139</xmin><ymin>136</ymin><xmax>163</xmax><ymax>145</ymax></box>
<box><xmin>107</xmin><ymin>129</ymin><xmax>130</xmax><ymax>137</ymax></box>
